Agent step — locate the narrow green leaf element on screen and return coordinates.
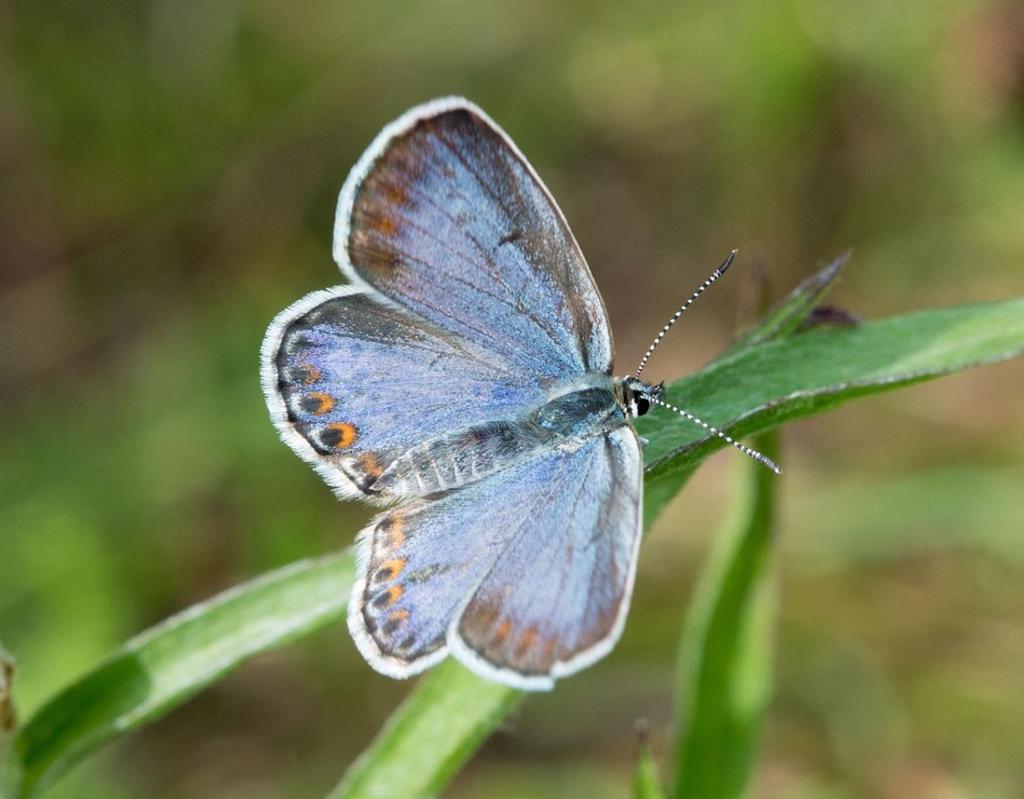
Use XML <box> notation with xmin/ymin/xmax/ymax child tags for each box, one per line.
<box><xmin>328</xmin><ymin>660</ymin><xmax>520</xmax><ymax>799</ymax></box>
<box><xmin>633</xmin><ymin>734</ymin><xmax>668</xmax><ymax>799</ymax></box>
<box><xmin>726</xmin><ymin>253</ymin><xmax>849</xmax><ymax>355</ymax></box>
<box><xmin>639</xmin><ymin>296</ymin><xmax>1024</xmax><ymax>478</ymax></box>
<box><xmin>7</xmin><ymin>552</ymin><xmax>355</xmax><ymax>798</ymax></box>
<box><xmin>673</xmin><ymin>433</ymin><xmax>778</xmax><ymax>799</ymax></box>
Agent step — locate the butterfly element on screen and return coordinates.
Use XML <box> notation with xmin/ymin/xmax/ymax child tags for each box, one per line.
<box><xmin>261</xmin><ymin>98</ymin><xmax>778</xmax><ymax>690</ymax></box>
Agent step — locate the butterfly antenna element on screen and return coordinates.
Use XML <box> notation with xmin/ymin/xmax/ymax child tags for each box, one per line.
<box><xmin>634</xmin><ymin>249</ymin><xmax>738</xmax><ymax>379</ymax></box>
<box><xmin>645</xmin><ymin>394</ymin><xmax>782</xmax><ymax>474</ymax></box>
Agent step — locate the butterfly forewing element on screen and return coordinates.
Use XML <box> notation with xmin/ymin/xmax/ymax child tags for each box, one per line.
<box><xmin>336</xmin><ymin>99</ymin><xmax>614</xmax><ymax>377</ymax></box>
<box><xmin>262</xmin><ymin>286</ymin><xmax>547</xmax><ymax>501</ymax></box>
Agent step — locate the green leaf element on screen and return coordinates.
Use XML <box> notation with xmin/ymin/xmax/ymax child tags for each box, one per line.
<box><xmin>672</xmin><ymin>433</ymin><xmax>778</xmax><ymax>799</ymax></box>
<box><xmin>328</xmin><ymin>660</ymin><xmax>520</xmax><ymax>799</ymax></box>
<box><xmin>726</xmin><ymin>252</ymin><xmax>849</xmax><ymax>355</ymax></box>
<box><xmin>633</xmin><ymin>733</ymin><xmax>668</xmax><ymax>799</ymax></box>
<box><xmin>638</xmin><ymin>296</ymin><xmax>1024</xmax><ymax>478</ymax></box>
<box><xmin>6</xmin><ymin>552</ymin><xmax>355</xmax><ymax>798</ymax></box>
<box><xmin>639</xmin><ymin>252</ymin><xmax>846</xmax><ymax>525</ymax></box>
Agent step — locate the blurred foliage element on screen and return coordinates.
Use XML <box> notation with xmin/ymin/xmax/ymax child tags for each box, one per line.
<box><xmin>673</xmin><ymin>433</ymin><xmax>779</xmax><ymax>799</ymax></box>
<box><xmin>7</xmin><ymin>553</ymin><xmax>356</xmax><ymax>798</ymax></box>
<box><xmin>1</xmin><ymin>0</ymin><xmax>1022</xmax><ymax>797</ymax></box>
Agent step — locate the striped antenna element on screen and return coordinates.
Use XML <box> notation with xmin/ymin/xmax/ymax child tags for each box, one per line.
<box><xmin>634</xmin><ymin>249</ymin><xmax>738</xmax><ymax>379</ymax></box>
<box><xmin>646</xmin><ymin>395</ymin><xmax>781</xmax><ymax>474</ymax></box>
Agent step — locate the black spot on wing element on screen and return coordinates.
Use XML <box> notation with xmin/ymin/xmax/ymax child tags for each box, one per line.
<box><xmin>497</xmin><ymin>230</ymin><xmax>522</xmax><ymax>247</ymax></box>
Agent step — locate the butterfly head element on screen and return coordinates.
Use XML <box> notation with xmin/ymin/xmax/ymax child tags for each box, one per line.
<box><xmin>613</xmin><ymin>249</ymin><xmax>781</xmax><ymax>474</ymax></box>
<box><xmin>618</xmin><ymin>376</ymin><xmax>664</xmax><ymax>418</ymax></box>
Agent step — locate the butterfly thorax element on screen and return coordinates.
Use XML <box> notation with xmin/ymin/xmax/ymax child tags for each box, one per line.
<box><xmin>368</xmin><ymin>383</ymin><xmax>628</xmax><ymax>499</ymax></box>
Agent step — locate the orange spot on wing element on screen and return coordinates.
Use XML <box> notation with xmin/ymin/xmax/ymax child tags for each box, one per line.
<box><xmin>360</xmin><ymin>452</ymin><xmax>384</xmax><ymax>479</ymax></box>
<box><xmin>495</xmin><ymin>620</ymin><xmax>512</xmax><ymax>643</ymax></box>
<box><xmin>382</xmin><ymin>607</ymin><xmax>410</xmax><ymax>636</ymax></box>
<box><xmin>516</xmin><ymin>627</ymin><xmax>539</xmax><ymax>655</ymax></box>
<box><xmin>381</xmin><ymin>515</ymin><xmax>405</xmax><ymax>548</ymax></box>
<box><xmin>324</xmin><ymin>422</ymin><xmax>358</xmax><ymax>449</ymax></box>
<box><xmin>307</xmin><ymin>391</ymin><xmax>335</xmax><ymax>415</ymax></box>
<box><xmin>383</xmin><ymin>182</ymin><xmax>408</xmax><ymax>205</ymax></box>
<box><xmin>377</xmin><ymin>558</ymin><xmax>406</xmax><ymax>581</ymax></box>
<box><xmin>374</xmin><ymin>215</ymin><xmax>397</xmax><ymax>236</ymax></box>
<box><xmin>294</xmin><ymin>364</ymin><xmax>321</xmax><ymax>384</ymax></box>
<box><xmin>370</xmin><ymin>582</ymin><xmax>404</xmax><ymax>611</ymax></box>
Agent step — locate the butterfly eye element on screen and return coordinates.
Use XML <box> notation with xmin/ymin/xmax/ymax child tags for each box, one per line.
<box><xmin>634</xmin><ymin>396</ymin><xmax>650</xmax><ymax>416</ymax></box>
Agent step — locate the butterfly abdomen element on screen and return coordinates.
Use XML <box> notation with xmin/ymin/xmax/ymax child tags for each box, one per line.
<box><xmin>368</xmin><ymin>387</ymin><xmax>625</xmax><ymax>498</ymax></box>
<box><xmin>369</xmin><ymin>420</ymin><xmax>545</xmax><ymax>496</ymax></box>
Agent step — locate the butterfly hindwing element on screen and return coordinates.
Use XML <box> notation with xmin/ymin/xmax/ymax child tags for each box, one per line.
<box><xmin>450</xmin><ymin>425</ymin><xmax>643</xmax><ymax>689</ymax></box>
<box><xmin>348</xmin><ymin>445</ymin><xmax>575</xmax><ymax>676</ymax></box>
<box><xmin>335</xmin><ymin>98</ymin><xmax>614</xmax><ymax>378</ymax></box>
<box><xmin>349</xmin><ymin>424</ymin><xmax>643</xmax><ymax>688</ymax></box>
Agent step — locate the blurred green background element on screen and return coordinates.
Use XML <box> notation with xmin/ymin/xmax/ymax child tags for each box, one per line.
<box><xmin>2</xmin><ymin>1</ymin><xmax>1023</xmax><ymax>796</ymax></box>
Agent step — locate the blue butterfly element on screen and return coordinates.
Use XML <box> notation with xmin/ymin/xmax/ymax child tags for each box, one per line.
<box><xmin>261</xmin><ymin>98</ymin><xmax>778</xmax><ymax>690</ymax></box>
